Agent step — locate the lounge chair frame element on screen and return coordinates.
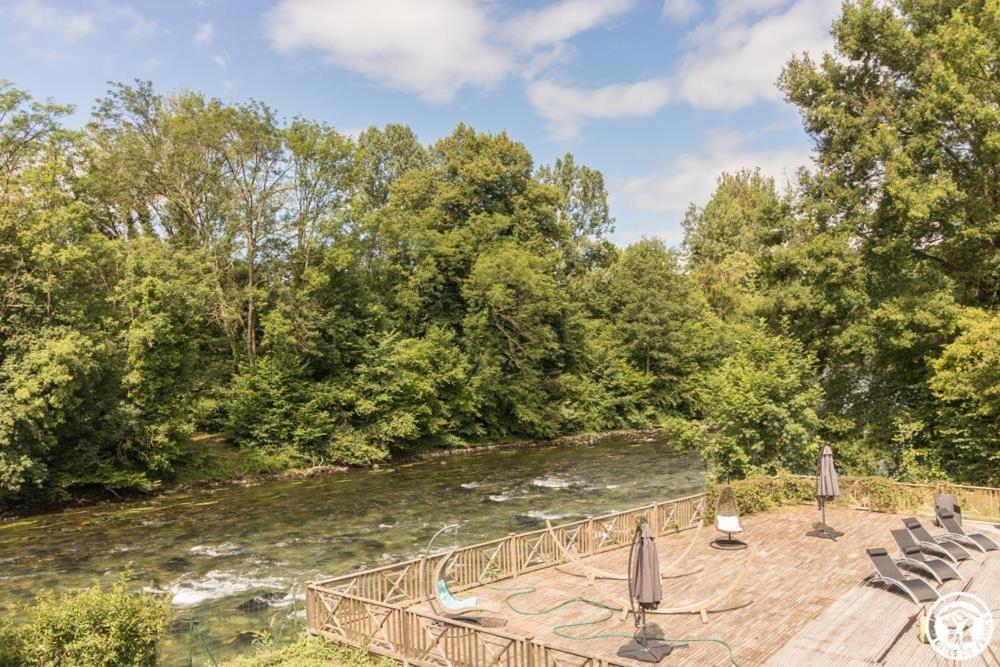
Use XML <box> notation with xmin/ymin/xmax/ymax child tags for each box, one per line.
<box><xmin>934</xmin><ymin>493</ymin><xmax>962</xmax><ymax>527</ymax></box>
<box><xmin>935</xmin><ymin>509</ymin><xmax>999</xmax><ymax>553</ymax></box>
<box><xmin>889</xmin><ymin>529</ymin><xmax>962</xmax><ymax>584</ymax></box>
<box><xmin>901</xmin><ymin>517</ymin><xmax>973</xmax><ymax>564</ymax></box>
<box><xmin>865</xmin><ymin>548</ymin><xmax>939</xmax><ymax>606</ymax></box>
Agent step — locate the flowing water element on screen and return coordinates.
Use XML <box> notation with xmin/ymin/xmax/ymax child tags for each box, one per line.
<box><xmin>0</xmin><ymin>434</ymin><xmax>703</xmax><ymax>665</ymax></box>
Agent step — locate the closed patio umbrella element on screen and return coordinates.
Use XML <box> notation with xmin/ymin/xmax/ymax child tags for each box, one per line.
<box><xmin>813</xmin><ymin>445</ymin><xmax>841</xmax><ymax>539</ymax></box>
<box><xmin>617</xmin><ymin>518</ymin><xmax>684</xmax><ymax>662</ymax></box>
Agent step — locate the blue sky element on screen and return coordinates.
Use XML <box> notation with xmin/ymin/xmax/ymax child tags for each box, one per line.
<box><xmin>0</xmin><ymin>0</ymin><xmax>838</xmax><ymax>246</ymax></box>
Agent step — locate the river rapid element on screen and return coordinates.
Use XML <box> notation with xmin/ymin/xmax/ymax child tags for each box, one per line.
<box><xmin>0</xmin><ymin>433</ymin><xmax>703</xmax><ymax>664</ymax></box>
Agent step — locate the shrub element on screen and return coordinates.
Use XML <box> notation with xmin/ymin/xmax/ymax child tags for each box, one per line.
<box><xmin>0</xmin><ymin>617</ymin><xmax>22</xmax><ymax>667</ymax></box>
<box><xmin>703</xmin><ymin>474</ymin><xmax>814</xmax><ymax>524</ymax></box>
<box><xmin>223</xmin><ymin>635</ymin><xmax>393</xmax><ymax>666</ymax></box>
<box><xmin>13</xmin><ymin>577</ymin><xmax>170</xmax><ymax>666</ymax></box>
<box><xmin>840</xmin><ymin>476</ymin><xmax>927</xmax><ymax>514</ymax></box>
<box><xmin>703</xmin><ymin>473</ymin><xmax>938</xmax><ymax>524</ymax></box>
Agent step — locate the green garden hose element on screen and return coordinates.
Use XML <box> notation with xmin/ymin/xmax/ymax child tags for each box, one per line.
<box><xmin>488</xmin><ymin>585</ymin><xmax>740</xmax><ymax>666</ymax></box>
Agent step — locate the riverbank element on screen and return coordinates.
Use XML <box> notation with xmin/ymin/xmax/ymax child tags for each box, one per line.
<box><xmin>0</xmin><ymin>427</ymin><xmax>666</xmax><ymax>520</ymax></box>
<box><xmin>161</xmin><ymin>427</ymin><xmax>667</xmax><ymax>493</ymax></box>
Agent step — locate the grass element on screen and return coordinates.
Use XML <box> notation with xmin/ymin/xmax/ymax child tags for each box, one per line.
<box><xmin>222</xmin><ymin>636</ymin><xmax>394</xmax><ymax>666</ymax></box>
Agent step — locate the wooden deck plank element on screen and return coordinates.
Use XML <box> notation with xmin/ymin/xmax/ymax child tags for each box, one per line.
<box><xmin>410</xmin><ymin>505</ymin><xmax>970</xmax><ymax>666</ymax></box>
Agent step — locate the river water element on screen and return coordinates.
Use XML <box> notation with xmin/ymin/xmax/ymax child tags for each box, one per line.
<box><xmin>0</xmin><ymin>433</ymin><xmax>702</xmax><ymax>664</ymax></box>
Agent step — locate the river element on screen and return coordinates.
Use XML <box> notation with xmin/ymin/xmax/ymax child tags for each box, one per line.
<box><xmin>0</xmin><ymin>433</ymin><xmax>703</xmax><ymax>665</ymax></box>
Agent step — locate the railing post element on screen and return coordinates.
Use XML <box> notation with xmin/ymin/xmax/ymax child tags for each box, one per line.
<box><xmin>507</xmin><ymin>533</ymin><xmax>518</xmax><ymax>576</ymax></box>
<box><xmin>399</xmin><ymin>608</ymin><xmax>409</xmax><ymax>665</ymax></box>
<box><xmin>585</xmin><ymin>516</ymin><xmax>594</xmax><ymax>555</ymax></box>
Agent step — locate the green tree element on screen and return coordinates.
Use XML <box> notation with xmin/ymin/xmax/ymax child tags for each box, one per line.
<box><xmin>462</xmin><ymin>244</ymin><xmax>567</xmax><ymax>435</ymax></box>
<box><xmin>930</xmin><ymin>309</ymin><xmax>1000</xmax><ymax>483</ymax></box>
<box><xmin>780</xmin><ymin>0</ymin><xmax>999</xmax><ymax>307</ymax></box>
<box><xmin>682</xmin><ymin>170</ymin><xmax>787</xmax><ymax>319</ymax></box>
<box><xmin>695</xmin><ymin>326</ymin><xmax>823</xmax><ymax>479</ymax></box>
<box><xmin>588</xmin><ymin>239</ymin><xmax>720</xmax><ymax>410</ymax></box>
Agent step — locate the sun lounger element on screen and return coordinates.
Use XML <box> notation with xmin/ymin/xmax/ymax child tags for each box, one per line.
<box><xmin>935</xmin><ymin>509</ymin><xmax>999</xmax><ymax>553</ymax></box>
<box><xmin>890</xmin><ymin>529</ymin><xmax>962</xmax><ymax>583</ymax></box>
<box><xmin>865</xmin><ymin>547</ymin><xmax>939</xmax><ymax>605</ymax></box>
<box><xmin>902</xmin><ymin>517</ymin><xmax>973</xmax><ymax>564</ymax></box>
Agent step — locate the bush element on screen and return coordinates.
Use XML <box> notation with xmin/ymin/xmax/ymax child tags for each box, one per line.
<box><xmin>840</xmin><ymin>476</ymin><xmax>926</xmax><ymax>514</ymax></box>
<box><xmin>703</xmin><ymin>473</ymin><xmax>938</xmax><ymax>524</ymax></box>
<box><xmin>223</xmin><ymin>635</ymin><xmax>393</xmax><ymax>667</ymax></box>
<box><xmin>703</xmin><ymin>474</ymin><xmax>815</xmax><ymax>524</ymax></box>
<box><xmin>7</xmin><ymin>577</ymin><xmax>170</xmax><ymax>666</ymax></box>
<box><xmin>0</xmin><ymin>617</ymin><xmax>22</xmax><ymax>667</ymax></box>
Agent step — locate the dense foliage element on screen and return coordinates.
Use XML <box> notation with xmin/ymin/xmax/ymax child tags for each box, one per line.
<box><xmin>0</xmin><ymin>578</ymin><xmax>170</xmax><ymax>666</ymax></box>
<box><xmin>223</xmin><ymin>636</ymin><xmax>392</xmax><ymax>667</ymax></box>
<box><xmin>0</xmin><ymin>0</ymin><xmax>996</xmax><ymax>506</ymax></box>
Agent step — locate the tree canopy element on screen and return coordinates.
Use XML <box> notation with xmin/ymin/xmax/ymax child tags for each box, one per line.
<box><xmin>0</xmin><ymin>0</ymin><xmax>997</xmax><ymax>507</ymax></box>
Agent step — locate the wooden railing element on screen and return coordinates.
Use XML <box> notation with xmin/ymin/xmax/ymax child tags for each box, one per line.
<box><xmin>306</xmin><ymin>492</ymin><xmax>706</xmax><ymax>666</ymax></box>
<box><xmin>839</xmin><ymin>478</ymin><xmax>1000</xmax><ymax>522</ymax></box>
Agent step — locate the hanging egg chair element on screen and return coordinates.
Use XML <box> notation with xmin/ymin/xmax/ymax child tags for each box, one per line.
<box><xmin>710</xmin><ymin>484</ymin><xmax>747</xmax><ymax>550</ymax></box>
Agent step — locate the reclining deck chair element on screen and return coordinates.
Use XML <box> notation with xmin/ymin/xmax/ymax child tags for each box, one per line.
<box><xmin>865</xmin><ymin>548</ymin><xmax>939</xmax><ymax>605</ymax></box>
<box><xmin>901</xmin><ymin>517</ymin><xmax>973</xmax><ymax>564</ymax></box>
<box><xmin>429</xmin><ymin>549</ymin><xmax>503</xmax><ymax>621</ymax></box>
<box><xmin>935</xmin><ymin>509</ymin><xmax>999</xmax><ymax>553</ymax></box>
<box><xmin>710</xmin><ymin>485</ymin><xmax>747</xmax><ymax>550</ymax></box>
<box><xmin>934</xmin><ymin>493</ymin><xmax>962</xmax><ymax>527</ymax></box>
<box><xmin>890</xmin><ymin>529</ymin><xmax>962</xmax><ymax>583</ymax></box>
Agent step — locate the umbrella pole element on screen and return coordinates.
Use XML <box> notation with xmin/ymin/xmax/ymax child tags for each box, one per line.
<box><xmin>821</xmin><ymin>498</ymin><xmax>826</xmax><ymax>532</ymax></box>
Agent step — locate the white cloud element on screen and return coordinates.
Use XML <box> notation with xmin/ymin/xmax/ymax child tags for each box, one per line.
<box><xmin>193</xmin><ymin>21</ymin><xmax>215</xmax><ymax>45</ymax></box>
<box><xmin>112</xmin><ymin>4</ymin><xmax>157</xmax><ymax>39</ymax></box>
<box><xmin>3</xmin><ymin>0</ymin><xmax>156</xmax><ymax>46</ymax></box>
<box><xmin>264</xmin><ymin>0</ymin><xmax>634</xmax><ymax>104</ymax></box>
<box><xmin>212</xmin><ymin>53</ymin><xmax>228</xmax><ymax>68</ymax></box>
<box><xmin>526</xmin><ymin>78</ymin><xmax>670</xmax><ymax>140</ymax></box>
<box><xmin>529</xmin><ymin>0</ymin><xmax>834</xmax><ymax>136</ymax></box>
<box><xmin>621</xmin><ymin>129</ymin><xmax>811</xmax><ymax>215</ymax></box>
<box><xmin>266</xmin><ymin>0</ymin><xmax>507</xmax><ymax>103</ymax></box>
<box><xmin>673</xmin><ymin>0</ymin><xmax>836</xmax><ymax>109</ymax></box>
<box><xmin>661</xmin><ymin>0</ymin><xmax>700</xmax><ymax>22</ymax></box>
<box><xmin>504</xmin><ymin>0</ymin><xmax>634</xmax><ymax>50</ymax></box>
<box><xmin>5</xmin><ymin>0</ymin><xmax>96</xmax><ymax>41</ymax></box>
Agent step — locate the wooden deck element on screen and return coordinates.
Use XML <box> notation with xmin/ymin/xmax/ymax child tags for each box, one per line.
<box><xmin>408</xmin><ymin>506</ymin><xmax>1000</xmax><ymax>666</ymax></box>
<box><xmin>307</xmin><ymin>483</ymin><xmax>1000</xmax><ymax>666</ymax></box>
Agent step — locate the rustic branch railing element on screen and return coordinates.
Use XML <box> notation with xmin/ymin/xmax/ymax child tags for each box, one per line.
<box><xmin>306</xmin><ymin>492</ymin><xmax>706</xmax><ymax>666</ymax></box>
<box><xmin>838</xmin><ymin>478</ymin><xmax>1000</xmax><ymax>522</ymax></box>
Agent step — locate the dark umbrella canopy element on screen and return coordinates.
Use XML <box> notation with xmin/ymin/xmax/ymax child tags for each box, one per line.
<box><xmin>628</xmin><ymin>520</ymin><xmax>662</xmax><ymax>610</ymax></box>
<box><xmin>817</xmin><ymin>445</ymin><xmax>840</xmax><ymax>499</ymax></box>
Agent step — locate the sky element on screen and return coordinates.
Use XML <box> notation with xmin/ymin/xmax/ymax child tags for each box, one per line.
<box><xmin>0</xmin><ymin>0</ymin><xmax>839</xmax><ymax>246</ymax></box>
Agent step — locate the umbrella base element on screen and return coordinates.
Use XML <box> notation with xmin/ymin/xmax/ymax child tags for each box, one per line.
<box><xmin>710</xmin><ymin>538</ymin><xmax>748</xmax><ymax>550</ymax></box>
<box><xmin>807</xmin><ymin>523</ymin><xmax>843</xmax><ymax>540</ymax></box>
<box><xmin>617</xmin><ymin>639</ymin><xmax>684</xmax><ymax>663</ymax></box>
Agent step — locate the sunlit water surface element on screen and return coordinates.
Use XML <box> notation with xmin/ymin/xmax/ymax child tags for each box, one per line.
<box><xmin>0</xmin><ymin>434</ymin><xmax>702</xmax><ymax>664</ymax></box>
